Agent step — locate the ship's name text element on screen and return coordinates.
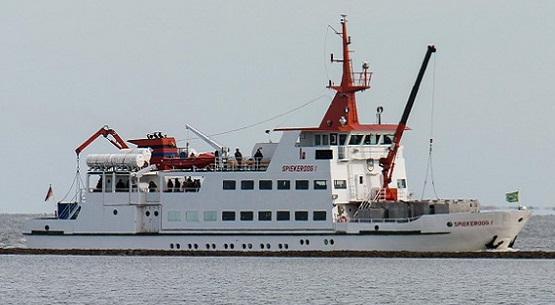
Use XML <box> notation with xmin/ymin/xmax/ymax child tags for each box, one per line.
<box><xmin>282</xmin><ymin>164</ymin><xmax>317</xmax><ymax>172</ymax></box>
<box><xmin>453</xmin><ymin>220</ymin><xmax>493</xmax><ymax>227</ymax></box>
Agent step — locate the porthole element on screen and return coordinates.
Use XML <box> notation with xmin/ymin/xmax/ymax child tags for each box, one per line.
<box><xmin>113</xmin><ymin>209</ymin><xmax>118</xmax><ymax>215</ymax></box>
<box><xmin>224</xmin><ymin>244</ymin><xmax>229</xmax><ymax>249</ymax></box>
<box><xmin>170</xmin><ymin>243</ymin><xmax>174</xmax><ymax>249</ymax></box>
<box><xmin>242</xmin><ymin>243</ymin><xmax>247</xmax><ymax>249</ymax></box>
<box><xmin>154</xmin><ymin>211</ymin><xmax>159</xmax><ymax>217</ymax></box>
<box><xmin>248</xmin><ymin>243</ymin><xmax>252</xmax><ymax>249</ymax></box>
<box><xmin>176</xmin><ymin>243</ymin><xmax>180</xmax><ymax>249</ymax></box>
<box><xmin>306</xmin><ymin>239</ymin><xmax>310</xmax><ymax>245</ymax></box>
<box><xmin>206</xmin><ymin>243</ymin><xmax>210</xmax><ymax>249</ymax></box>
<box><xmin>300</xmin><ymin>239</ymin><xmax>304</xmax><ymax>245</ymax></box>
<box><xmin>194</xmin><ymin>244</ymin><xmax>198</xmax><ymax>249</ymax></box>
<box><xmin>188</xmin><ymin>243</ymin><xmax>192</xmax><ymax>249</ymax></box>
<box><xmin>230</xmin><ymin>244</ymin><xmax>235</xmax><ymax>249</ymax></box>
<box><xmin>278</xmin><ymin>243</ymin><xmax>283</xmax><ymax>249</ymax></box>
<box><xmin>324</xmin><ymin>239</ymin><xmax>328</xmax><ymax>245</ymax></box>
<box><xmin>374</xmin><ymin>225</ymin><xmax>379</xmax><ymax>231</ymax></box>
<box><xmin>260</xmin><ymin>243</ymin><xmax>265</xmax><ymax>249</ymax></box>
<box><xmin>145</xmin><ymin>211</ymin><xmax>150</xmax><ymax>217</ymax></box>
<box><xmin>284</xmin><ymin>244</ymin><xmax>289</xmax><ymax>249</ymax></box>
<box><xmin>330</xmin><ymin>239</ymin><xmax>334</xmax><ymax>245</ymax></box>
<box><xmin>212</xmin><ymin>243</ymin><xmax>216</xmax><ymax>249</ymax></box>
<box><xmin>266</xmin><ymin>243</ymin><xmax>271</xmax><ymax>249</ymax></box>
<box><xmin>45</xmin><ymin>225</ymin><xmax>50</xmax><ymax>231</ymax></box>
<box><xmin>447</xmin><ymin>222</ymin><xmax>453</xmax><ymax>228</ymax></box>
<box><xmin>518</xmin><ymin>217</ymin><xmax>523</xmax><ymax>222</ymax></box>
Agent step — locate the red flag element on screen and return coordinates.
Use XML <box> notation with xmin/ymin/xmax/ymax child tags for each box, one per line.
<box><xmin>44</xmin><ymin>185</ymin><xmax>54</xmax><ymax>202</ymax></box>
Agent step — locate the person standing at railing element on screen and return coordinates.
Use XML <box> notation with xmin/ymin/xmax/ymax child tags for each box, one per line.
<box><xmin>254</xmin><ymin>148</ymin><xmax>263</xmax><ymax>170</ymax></box>
<box><xmin>234</xmin><ymin>148</ymin><xmax>243</xmax><ymax>169</ymax></box>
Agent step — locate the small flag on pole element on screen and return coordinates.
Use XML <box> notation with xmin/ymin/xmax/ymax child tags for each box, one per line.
<box><xmin>505</xmin><ymin>190</ymin><xmax>519</xmax><ymax>203</ymax></box>
<box><xmin>44</xmin><ymin>185</ymin><xmax>54</xmax><ymax>202</ymax></box>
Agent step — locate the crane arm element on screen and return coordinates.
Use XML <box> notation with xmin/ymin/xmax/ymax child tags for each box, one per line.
<box><xmin>75</xmin><ymin>125</ymin><xmax>129</xmax><ymax>156</ymax></box>
<box><xmin>379</xmin><ymin>45</ymin><xmax>436</xmax><ymax>199</ymax></box>
<box><xmin>185</xmin><ymin>124</ymin><xmax>228</xmax><ymax>156</ymax></box>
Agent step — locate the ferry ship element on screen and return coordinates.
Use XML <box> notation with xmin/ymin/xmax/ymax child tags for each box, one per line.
<box><xmin>24</xmin><ymin>16</ymin><xmax>531</xmax><ymax>252</ymax></box>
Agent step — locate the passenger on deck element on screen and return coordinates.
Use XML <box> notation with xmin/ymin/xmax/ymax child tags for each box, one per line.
<box><xmin>116</xmin><ymin>179</ymin><xmax>125</xmax><ymax>191</ymax></box>
<box><xmin>184</xmin><ymin>176</ymin><xmax>194</xmax><ymax>192</ymax></box>
<box><xmin>174</xmin><ymin>178</ymin><xmax>181</xmax><ymax>192</ymax></box>
<box><xmin>234</xmin><ymin>148</ymin><xmax>243</xmax><ymax>169</ymax></box>
<box><xmin>167</xmin><ymin>179</ymin><xmax>174</xmax><ymax>192</ymax></box>
<box><xmin>148</xmin><ymin>181</ymin><xmax>157</xmax><ymax>192</ymax></box>
<box><xmin>254</xmin><ymin>148</ymin><xmax>263</xmax><ymax>170</ymax></box>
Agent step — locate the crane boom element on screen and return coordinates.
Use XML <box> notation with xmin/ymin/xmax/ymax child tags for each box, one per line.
<box><xmin>185</xmin><ymin>124</ymin><xmax>229</xmax><ymax>157</ymax></box>
<box><xmin>379</xmin><ymin>45</ymin><xmax>436</xmax><ymax>200</ymax></box>
<box><xmin>75</xmin><ymin>125</ymin><xmax>129</xmax><ymax>156</ymax></box>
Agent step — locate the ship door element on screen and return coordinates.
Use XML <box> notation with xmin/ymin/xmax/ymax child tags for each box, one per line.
<box><xmin>355</xmin><ymin>175</ymin><xmax>368</xmax><ymax>200</ymax></box>
<box><xmin>140</xmin><ymin>206</ymin><xmax>161</xmax><ymax>233</ymax></box>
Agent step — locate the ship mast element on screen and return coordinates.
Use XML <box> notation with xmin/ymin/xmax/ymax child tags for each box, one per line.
<box><xmin>320</xmin><ymin>15</ymin><xmax>371</xmax><ymax>130</ymax></box>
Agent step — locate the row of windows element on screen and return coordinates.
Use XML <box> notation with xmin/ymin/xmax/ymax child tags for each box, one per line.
<box><xmin>314</xmin><ymin>133</ymin><xmax>393</xmax><ymax>146</ymax></box>
<box><xmin>222</xmin><ymin>179</ymin><xmax>347</xmax><ymax>190</ymax></box>
<box><xmin>168</xmin><ymin>210</ymin><xmax>327</xmax><ymax>222</ymax></box>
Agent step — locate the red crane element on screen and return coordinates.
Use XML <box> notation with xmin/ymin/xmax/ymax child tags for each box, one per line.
<box><xmin>75</xmin><ymin>125</ymin><xmax>129</xmax><ymax>156</ymax></box>
<box><xmin>379</xmin><ymin>45</ymin><xmax>436</xmax><ymax>201</ymax></box>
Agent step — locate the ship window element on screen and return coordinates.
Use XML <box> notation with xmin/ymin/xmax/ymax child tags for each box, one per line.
<box><xmin>314</xmin><ymin>180</ymin><xmax>328</xmax><ymax>190</ymax></box>
<box><xmin>168</xmin><ymin>211</ymin><xmax>181</xmax><ymax>222</ymax></box>
<box><xmin>322</xmin><ymin>134</ymin><xmax>329</xmax><ymax>145</ymax></box>
<box><xmin>339</xmin><ymin>134</ymin><xmax>347</xmax><ymax>145</ymax></box>
<box><xmin>277</xmin><ymin>211</ymin><xmax>290</xmax><ymax>221</ymax></box>
<box><xmin>222</xmin><ymin>211</ymin><xmax>236</xmax><ymax>221</ymax></box>
<box><xmin>334</xmin><ymin>180</ymin><xmax>347</xmax><ymax>189</ymax></box>
<box><xmin>186</xmin><ymin>211</ymin><xmax>199</xmax><ymax>222</ymax></box>
<box><xmin>204</xmin><ymin>211</ymin><xmax>217</xmax><ymax>221</ymax></box>
<box><xmin>314</xmin><ymin>134</ymin><xmax>321</xmax><ymax>146</ymax></box>
<box><xmin>295</xmin><ymin>211</ymin><xmax>309</xmax><ymax>221</ymax></box>
<box><xmin>258</xmin><ymin>211</ymin><xmax>272</xmax><ymax>221</ymax></box>
<box><xmin>277</xmin><ymin>180</ymin><xmax>290</xmax><ymax>190</ymax></box>
<box><xmin>363</xmin><ymin>134</ymin><xmax>379</xmax><ymax>145</ymax></box>
<box><xmin>381</xmin><ymin>135</ymin><xmax>393</xmax><ymax>145</ymax></box>
<box><xmin>241</xmin><ymin>180</ymin><xmax>254</xmax><ymax>190</ymax></box>
<box><xmin>240</xmin><ymin>211</ymin><xmax>254</xmax><ymax>221</ymax></box>
<box><xmin>89</xmin><ymin>173</ymin><xmax>104</xmax><ymax>193</ymax></box>
<box><xmin>315</xmin><ymin>149</ymin><xmax>333</xmax><ymax>159</ymax></box>
<box><xmin>397</xmin><ymin>179</ymin><xmax>407</xmax><ymax>189</ymax></box>
<box><xmin>349</xmin><ymin>134</ymin><xmax>363</xmax><ymax>145</ymax></box>
<box><xmin>295</xmin><ymin>180</ymin><xmax>309</xmax><ymax>190</ymax></box>
<box><xmin>259</xmin><ymin>180</ymin><xmax>272</xmax><ymax>190</ymax></box>
<box><xmin>223</xmin><ymin>180</ymin><xmax>236</xmax><ymax>190</ymax></box>
<box><xmin>330</xmin><ymin>133</ymin><xmax>338</xmax><ymax>145</ymax></box>
<box><xmin>313</xmin><ymin>211</ymin><xmax>327</xmax><ymax>221</ymax></box>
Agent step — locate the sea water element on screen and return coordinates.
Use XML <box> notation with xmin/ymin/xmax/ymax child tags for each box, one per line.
<box><xmin>1</xmin><ymin>214</ymin><xmax>555</xmax><ymax>305</ymax></box>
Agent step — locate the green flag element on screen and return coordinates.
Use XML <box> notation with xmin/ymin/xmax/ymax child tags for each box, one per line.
<box><xmin>505</xmin><ymin>191</ymin><xmax>519</xmax><ymax>203</ymax></box>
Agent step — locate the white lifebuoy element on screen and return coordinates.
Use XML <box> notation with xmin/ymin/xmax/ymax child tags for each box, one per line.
<box><xmin>338</xmin><ymin>215</ymin><xmax>347</xmax><ymax>223</ymax></box>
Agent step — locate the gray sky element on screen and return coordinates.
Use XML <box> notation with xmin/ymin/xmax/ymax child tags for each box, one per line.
<box><xmin>1</xmin><ymin>1</ymin><xmax>554</xmax><ymax>213</ymax></box>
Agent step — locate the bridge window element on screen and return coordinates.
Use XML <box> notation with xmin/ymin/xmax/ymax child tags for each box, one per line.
<box><xmin>381</xmin><ymin>135</ymin><xmax>393</xmax><ymax>145</ymax></box>
<box><xmin>330</xmin><ymin>133</ymin><xmax>338</xmax><ymax>145</ymax></box>
<box><xmin>349</xmin><ymin>134</ymin><xmax>363</xmax><ymax>145</ymax></box>
<box><xmin>314</xmin><ymin>134</ymin><xmax>321</xmax><ymax>146</ymax></box>
<box><xmin>339</xmin><ymin>134</ymin><xmax>347</xmax><ymax>145</ymax></box>
<box><xmin>363</xmin><ymin>134</ymin><xmax>379</xmax><ymax>145</ymax></box>
<box><xmin>397</xmin><ymin>179</ymin><xmax>407</xmax><ymax>189</ymax></box>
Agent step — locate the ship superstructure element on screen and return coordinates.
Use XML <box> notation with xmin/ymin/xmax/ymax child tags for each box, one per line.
<box><xmin>24</xmin><ymin>16</ymin><xmax>531</xmax><ymax>252</ymax></box>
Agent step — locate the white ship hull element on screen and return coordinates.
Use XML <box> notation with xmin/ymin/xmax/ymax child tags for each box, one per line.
<box><xmin>25</xmin><ymin>209</ymin><xmax>531</xmax><ymax>252</ymax></box>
